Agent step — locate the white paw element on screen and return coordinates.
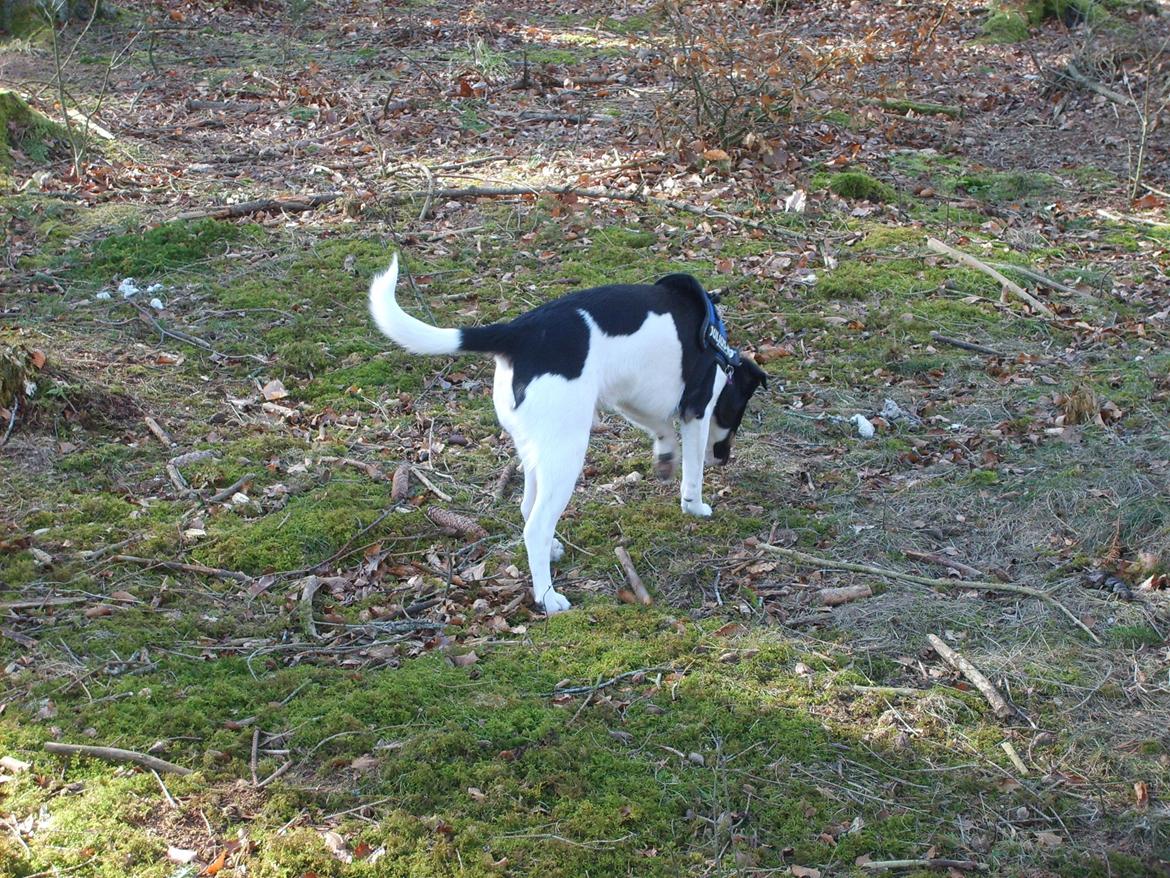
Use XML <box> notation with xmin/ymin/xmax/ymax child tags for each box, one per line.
<box><xmin>538</xmin><ymin>589</ymin><xmax>572</xmax><ymax>615</ymax></box>
<box><xmin>682</xmin><ymin>499</ymin><xmax>712</xmax><ymax>518</ymax></box>
<box><xmin>550</xmin><ymin>538</ymin><xmax>565</xmax><ymax>562</ymax></box>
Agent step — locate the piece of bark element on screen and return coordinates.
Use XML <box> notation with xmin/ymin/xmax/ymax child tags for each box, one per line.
<box><xmin>493</xmin><ymin>462</ymin><xmax>517</xmax><ymax>501</ymax></box>
<box><xmin>44</xmin><ymin>742</ymin><xmax>193</xmax><ymax>775</ymax></box>
<box><xmin>860</xmin><ymin>858</ymin><xmax>987</xmax><ymax>872</ymax></box>
<box><xmin>817</xmin><ymin>583</ymin><xmax>872</xmax><ymax>606</ymax></box>
<box><xmin>926</xmin><ymin>237</ymin><xmax>1054</xmax><ymax>317</ymax></box>
<box><xmin>614</xmin><ymin>547</ymin><xmax>652</xmax><ymax>606</ymax></box>
<box><xmin>175</xmin><ymin>192</ymin><xmax>341</xmax><ymax>222</ymax></box>
<box><xmin>927</xmin><ymin>634</ymin><xmax>1018</xmax><ymax>721</ymax></box>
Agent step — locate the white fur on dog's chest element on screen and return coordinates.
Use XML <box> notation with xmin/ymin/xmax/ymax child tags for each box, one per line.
<box><xmin>583</xmin><ymin>311</ymin><xmax>685</xmax><ymax>415</ymax></box>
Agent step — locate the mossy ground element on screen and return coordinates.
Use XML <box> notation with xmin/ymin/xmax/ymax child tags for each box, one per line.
<box><xmin>1</xmin><ymin>7</ymin><xmax>1168</xmax><ymax>878</ymax></box>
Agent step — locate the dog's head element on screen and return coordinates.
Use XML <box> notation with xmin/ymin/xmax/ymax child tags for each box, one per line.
<box><xmin>708</xmin><ymin>358</ymin><xmax>768</xmax><ymax>465</ymax></box>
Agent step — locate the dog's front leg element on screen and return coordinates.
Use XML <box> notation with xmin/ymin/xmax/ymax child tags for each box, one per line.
<box><xmin>679</xmin><ymin>414</ymin><xmax>713</xmax><ymax>517</ymax></box>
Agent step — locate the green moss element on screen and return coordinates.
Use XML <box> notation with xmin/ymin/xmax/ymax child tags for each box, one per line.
<box><xmin>955</xmin><ymin>169</ymin><xmax>1059</xmax><ymax>203</ymax></box>
<box><xmin>0</xmin><ymin>90</ymin><xmax>68</xmax><ymax>169</ymax></box>
<box><xmin>982</xmin><ymin>9</ymin><xmax>1031</xmax><ymax>41</ymax></box>
<box><xmin>192</xmin><ymin>481</ymin><xmax>412</xmax><ymax>573</ymax></box>
<box><xmin>77</xmin><ymin>218</ymin><xmax>254</xmax><ymax>283</ymax></box>
<box><xmin>826</xmin><ymin>171</ymin><xmax>896</xmax><ymax>203</ymax></box>
<box><xmin>1107</xmin><ymin>624</ymin><xmax>1165</xmax><ymax>648</ymax></box>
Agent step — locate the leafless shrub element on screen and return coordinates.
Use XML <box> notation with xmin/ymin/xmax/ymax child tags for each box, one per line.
<box><xmin>653</xmin><ymin>0</ymin><xmax>852</xmax><ymax>150</ymax></box>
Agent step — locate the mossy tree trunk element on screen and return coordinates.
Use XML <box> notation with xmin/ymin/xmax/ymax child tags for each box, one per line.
<box><xmin>1</xmin><ymin>0</ymin><xmax>104</xmax><ymax>35</ymax></box>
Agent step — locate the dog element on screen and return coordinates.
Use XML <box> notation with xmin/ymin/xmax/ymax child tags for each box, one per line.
<box><xmin>369</xmin><ymin>254</ymin><xmax>767</xmax><ymax>614</ymax></box>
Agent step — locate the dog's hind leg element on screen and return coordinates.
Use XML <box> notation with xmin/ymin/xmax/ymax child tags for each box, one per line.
<box><xmin>522</xmin><ymin>430</ymin><xmax>589</xmax><ymax>614</ymax></box>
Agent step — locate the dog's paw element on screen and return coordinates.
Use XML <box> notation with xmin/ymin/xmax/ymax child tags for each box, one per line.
<box><xmin>682</xmin><ymin>499</ymin><xmax>712</xmax><ymax>518</ymax></box>
<box><xmin>654</xmin><ymin>453</ymin><xmax>675</xmax><ymax>481</ymax></box>
<box><xmin>550</xmin><ymin>538</ymin><xmax>565</xmax><ymax>563</ymax></box>
<box><xmin>539</xmin><ymin>589</ymin><xmax>572</xmax><ymax>615</ymax></box>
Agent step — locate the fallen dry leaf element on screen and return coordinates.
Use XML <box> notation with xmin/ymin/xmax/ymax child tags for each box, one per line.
<box><xmin>200</xmin><ymin>850</ymin><xmax>226</xmax><ymax>875</ymax></box>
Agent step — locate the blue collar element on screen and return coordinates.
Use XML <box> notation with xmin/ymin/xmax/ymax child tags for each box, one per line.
<box><xmin>704</xmin><ymin>294</ymin><xmax>742</xmax><ymax>370</ymax></box>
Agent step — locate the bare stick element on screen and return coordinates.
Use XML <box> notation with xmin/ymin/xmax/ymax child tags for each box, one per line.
<box><xmin>152</xmin><ymin>769</ymin><xmax>179</xmax><ymax>808</ymax></box>
<box><xmin>927</xmin><ymin>634</ymin><xmax>1018</xmax><ymax>721</ymax></box>
<box><xmin>143</xmin><ymin>416</ymin><xmax>175</xmax><ymax>447</ymax></box>
<box><xmin>250</xmin><ymin>728</ymin><xmax>260</xmax><ymax>786</ymax></box>
<box><xmin>929</xmin><ymin>333</ymin><xmax>1005</xmax><ymax>358</ymax></box>
<box><xmin>380</xmin><ymin>184</ymin><xmax>805</xmax><ymax>239</ymax></box>
<box><xmin>614</xmin><ymin>547</ymin><xmax>652</xmax><ymax>606</ymax></box>
<box><xmin>411</xmin><ymin>466</ymin><xmax>453</xmax><ymax>501</ymax></box>
<box><xmin>208</xmin><ymin>473</ymin><xmax>256</xmax><ymax>504</ymax></box>
<box><xmin>758</xmin><ymin>543</ymin><xmax>1100</xmax><ymax>643</ymax></box>
<box><xmin>904</xmin><ymin>549</ymin><xmax>991</xmax><ymax>581</ymax></box>
<box><xmin>110</xmin><ymin>555</ymin><xmax>251</xmax><ymax>584</ymax></box>
<box><xmin>861</xmin><ymin>859</ymin><xmax>987</xmax><ymax>872</ymax></box>
<box><xmin>44</xmin><ymin>742</ymin><xmax>193</xmax><ymax>775</ymax></box>
<box><xmin>175</xmin><ymin>192</ymin><xmax>342</xmax><ymax>221</ymax></box>
<box><xmin>0</xmin><ymin>596</ymin><xmax>87</xmax><ymax>610</ymax></box>
<box><xmin>256</xmin><ymin>760</ymin><xmax>292</xmax><ymax>788</ymax></box>
<box><xmin>1001</xmin><ymin>740</ymin><xmax>1029</xmax><ymax>775</ymax></box>
<box><xmin>1</xmin><ymin>398</ymin><xmax>19</xmax><ymax>446</ymax></box>
<box><xmin>817</xmin><ymin>584</ymin><xmax>872</xmax><ymax>606</ymax></box>
<box><xmin>926</xmin><ymin>237</ymin><xmax>1054</xmax><ymax>317</ymax></box>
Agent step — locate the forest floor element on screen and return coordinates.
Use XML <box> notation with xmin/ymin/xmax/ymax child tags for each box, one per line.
<box><xmin>1</xmin><ymin>0</ymin><xmax>1169</xmax><ymax>875</ymax></box>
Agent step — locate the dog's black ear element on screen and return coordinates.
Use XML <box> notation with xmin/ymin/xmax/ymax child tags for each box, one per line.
<box><xmin>655</xmin><ymin>273</ymin><xmax>707</xmax><ymax>300</ymax></box>
<box><xmin>742</xmin><ymin>357</ymin><xmax>768</xmax><ymax>389</ymax></box>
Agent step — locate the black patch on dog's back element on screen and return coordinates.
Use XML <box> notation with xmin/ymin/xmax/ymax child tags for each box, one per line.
<box><xmin>459</xmin><ymin>276</ymin><xmax>718</xmax><ymax>412</ymax></box>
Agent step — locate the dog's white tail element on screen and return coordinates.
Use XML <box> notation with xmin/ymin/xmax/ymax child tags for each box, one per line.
<box><xmin>368</xmin><ymin>254</ymin><xmax>462</xmax><ymax>355</ymax></box>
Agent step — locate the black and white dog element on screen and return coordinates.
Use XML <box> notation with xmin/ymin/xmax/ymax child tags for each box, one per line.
<box><xmin>369</xmin><ymin>255</ymin><xmax>767</xmax><ymax>614</ymax></box>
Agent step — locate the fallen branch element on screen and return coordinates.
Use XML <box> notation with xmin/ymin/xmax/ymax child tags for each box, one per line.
<box><xmin>1060</xmin><ymin>62</ymin><xmax>1131</xmax><ymax>109</ymax></box>
<box><xmin>904</xmin><ymin>548</ymin><xmax>992</xmax><ymax>581</ymax></box>
<box><xmin>929</xmin><ymin>332</ymin><xmax>1005</xmax><ymax>358</ymax></box>
<box><xmin>44</xmin><ymin>742</ymin><xmax>193</xmax><ymax>775</ymax></box>
<box><xmin>817</xmin><ymin>583</ymin><xmax>872</xmax><ymax>606</ymax></box>
<box><xmin>926</xmin><ymin>237</ymin><xmax>1054</xmax><ymax>317</ymax></box>
<box><xmin>1097</xmin><ymin>208</ymin><xmax>1170</xmax><ymax>230</ymax></box>
<box><xmin>0</xmin><ymin>595</ymin><xmax>88</xmax><ymax>610</ymax></box>
<box><xmin>614</xmin><ymin>547</ymin><xmax>653</xmax><ymax>606</ymax></box>
<box><xmin>758</xmin><ymin>543</ymin><xmax>1100</xmax><ymax>643</ymax></box>
<box><xmin>987</xmin><ymin>262</ymin><xmax>1085</xmax><ymax>297</ymax></box>
<box><xmin>861</xmin><ymin>858</ymin><xmax>987</xmax><ymax>872</ymax></box>
<box><xmin>927</xmin><ymin>634</ymin><xmax>1019</xmax><ymax>722</ymax></box>
<box><xmin>110</xmin><ymin>555</ymin><xmax>251</xmax><ymax>584</ymax></box>
<box><xmin>143</xmin><ymin>415</ymin><xmax>176</xmax><ymax>448</ymax></box>
<box><xmin>208</xmin><ymin>472</ymin><xmax>256</xmax><ymax>504</ymax></box>
<box><xmin>175</xmin><ymin>192</ymin><xmax>342</xmax><ymax>222</ymax></box>
<box><xmin>382</xmin><ymin>184</ymin><xmax>806</xmax><ymax>239</ymax></box>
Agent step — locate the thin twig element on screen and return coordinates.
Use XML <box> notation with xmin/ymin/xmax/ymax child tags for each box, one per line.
<box><xmin>1</xmin><ymin>398</ymin><xmax>20</xmax><ymax>446</ymax></box>
<box><xmin>152</xmin><ymin>769</ymin><xmax>179</xmax><ymax>808</ymax></box>
<box><xmin>758</xmin><ymin>543</ymin><xmax>1101</xmax><ymax>643</ymax></box>
<box><xmin>546</xmin><ymin>665</ymin><xmax>672</xmax><ymax>698</ymax></box>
